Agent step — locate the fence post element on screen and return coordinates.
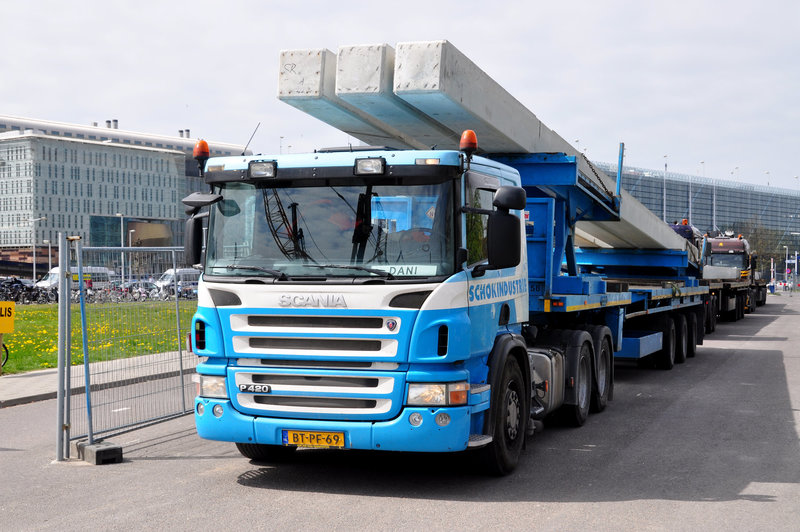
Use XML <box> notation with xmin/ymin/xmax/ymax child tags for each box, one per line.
<box><xmin>76</xmin><ymin>239</ymin><xmax>95</xmax><ymax>444</ymax></box>
<box><xmin>171</xmin><ymin>250</ymin><xmax>187</xmax><ymax>412</ymax></box>
<box><xmin>56</xmin><ymin>233</ymin><xmax>68</xmax><ymax>461</ymax></box>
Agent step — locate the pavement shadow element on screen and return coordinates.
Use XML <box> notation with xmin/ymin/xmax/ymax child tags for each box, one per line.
<box><xmin>236</xmin><ymin>343</ymin><xmax>799</xmax><ymax>503</ymax></box>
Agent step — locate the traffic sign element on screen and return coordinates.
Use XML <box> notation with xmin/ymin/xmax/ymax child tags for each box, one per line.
<box><xmin>0</xmin><ymin>301</ymin><xmax>14</xmax><ymax>333</ymax></box>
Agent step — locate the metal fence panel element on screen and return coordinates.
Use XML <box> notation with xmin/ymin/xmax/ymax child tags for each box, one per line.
<box><xmin>61</xmin><ymin>245</ymin><xmax>197</xmax><ymax>446</ymax></box>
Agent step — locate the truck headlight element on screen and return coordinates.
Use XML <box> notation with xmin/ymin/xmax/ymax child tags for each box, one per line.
<box><xmin>354</xmin><ymin>157</ymin><xmax>385</xmax><ymax>175</ymax></box>
<box><xmin>194</xmin><ymin>374</ymin><xmax>227</xmax><ymax>398</ymax></box>
<box><xmin>407</xmin><ymin>381</ymin><xmax>468</xmax><ymax>406</ymax></box>
<box><xmin>248</xmin><ymin>160</ymin><xmax>277</xmax><ymax>179</ymax></box>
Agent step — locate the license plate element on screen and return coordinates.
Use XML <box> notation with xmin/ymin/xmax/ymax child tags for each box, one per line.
<box><xmin>282</xmin><ymin>430</ymin><xmax>346</xmax><ymax>448</ymax></box>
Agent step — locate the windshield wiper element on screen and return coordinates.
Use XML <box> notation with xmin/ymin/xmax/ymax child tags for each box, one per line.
<box><xmin>312</xmin><ymin>264</ymin><xmax>395</xmax><ymax>280</ymax></box>
<box><xmin>222</xmin><ymin>264</ymin><xmax>288</xmax><ymax>280</ymax></box>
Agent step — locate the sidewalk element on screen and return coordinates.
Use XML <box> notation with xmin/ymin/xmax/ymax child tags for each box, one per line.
<box><xmin>0</xmin><ymin>350</ymin><xmax>197</xmax><ymax>408</ymax></box>
<box><xmin>0</xmin><ymin>366</ymin><xmax>60</xmax><ymax>407</ymax></box>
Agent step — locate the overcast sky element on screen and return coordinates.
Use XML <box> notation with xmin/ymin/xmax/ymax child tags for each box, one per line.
<box><xmin>4</xmin><ymin>1</ymin><xmax>799</xmax><ymax>188</ymax></box>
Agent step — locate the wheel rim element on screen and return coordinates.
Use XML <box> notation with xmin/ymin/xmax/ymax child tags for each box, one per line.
<box><xmin>505</xmin><ymin>387</ymin><xmax>520</xmax><ymax>441</ymax></box>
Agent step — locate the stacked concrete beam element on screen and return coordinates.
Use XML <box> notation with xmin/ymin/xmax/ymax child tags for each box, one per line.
<box><xmin>278</xmin><ymin>41</ymin><xmax>696</xmax><ymax>255</ymax></box>
<box><xmin>278</xmin><ymin>48</ymin><xmax>420</xmax><ymax>149</ymax></box>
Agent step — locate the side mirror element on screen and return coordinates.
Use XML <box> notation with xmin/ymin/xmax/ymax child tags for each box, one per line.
<box><xmin>493</xmin><ymin>186</ymin><xmax>526</xmax><ymax>211</ymax></box>
<box><xmin>487</xmin><ymin>210</ymin><xmax>521</xmax><ymax>269</ymax></box>
<box><xmin>185</xmin><ymin>215</ymin><xmax>204</xmax><ymax>266</ymax></box>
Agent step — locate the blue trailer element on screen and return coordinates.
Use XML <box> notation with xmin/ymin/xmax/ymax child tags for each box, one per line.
<box><xmin>183</xmin><ymin>132</ymin><xmax>708</xmax><ymax>475</ymax></box>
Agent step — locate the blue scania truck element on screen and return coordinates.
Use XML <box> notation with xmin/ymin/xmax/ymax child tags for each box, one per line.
<box><xmin>183</xmin><ymin>131</ymin><xmax>708</xmax><ymax>475</ymax></box>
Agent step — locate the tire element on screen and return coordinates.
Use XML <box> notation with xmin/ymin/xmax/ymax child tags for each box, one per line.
<box><xmin>685</xmin><ymin>311</ymin><xmax>698</xmax><ymax>358</ymax></box>
<box><xmin>588</xmin><ymin>327</ymin><xmax>612</xmax><ymax>413</ymax></box>
<box><xmin>710</xmin><ymin>296</ymin><xmax>717</xmax><ymax>332</ymax></box>
<box><xmin>235</xmin><ymin>442</ymin><xmax>297</xmax><ymax>462</ymax></box>
<box><xmin>656</xmin><ymin>316</ymin><xmax>676</xmax><ymax>370</ymax></box>
<box><xmin>563</xmin><ymin>338</ymin><xmax>592</xmax><ymax>426</ymax></box>
<box><xmin>674</xmin><ymin>313</ymin><xmax>688</xmax><ymax>364</ymax></box>
<box><xmin>694</xmin><ymin>306</ymin><xmax>705</xmax><ymax>346</ymax></box>
<box><xmin>479</xmin><ymin>355</ymin><xmax>528</xmax><ymax>476</ymax></box>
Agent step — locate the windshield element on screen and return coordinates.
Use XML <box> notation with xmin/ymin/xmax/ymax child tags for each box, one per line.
<box><xmin>709</xmin><ymin>253</ymin><xmax>747</xmax><ymax>269</ymax></box>
<box><xmin>205</xmin><ymin>180</ymin><xmax>456</xmax><ymax>280</ymax></box>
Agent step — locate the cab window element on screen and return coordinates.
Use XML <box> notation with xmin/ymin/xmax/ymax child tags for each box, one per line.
<box><xmin>465</xmin><ymin>172</ymin><xmax>499</xmax><ymax>266</ymax></box>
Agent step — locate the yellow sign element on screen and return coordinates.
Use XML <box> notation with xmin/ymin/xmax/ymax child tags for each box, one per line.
<box><xmin>0</xmin><ymin>301</ymin><xmax>14</xmax><ymax>333</ymax></box>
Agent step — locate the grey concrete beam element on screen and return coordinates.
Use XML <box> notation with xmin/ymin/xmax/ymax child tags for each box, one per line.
<box><xmin>279</xmin><ymin>48</ymin><xmax>422</xmax><ymax>149</ymax></box>
<box><xmin>336</xmin><ymin>44</ymin><xmax>460</xmax><ymax>150</ymax></box>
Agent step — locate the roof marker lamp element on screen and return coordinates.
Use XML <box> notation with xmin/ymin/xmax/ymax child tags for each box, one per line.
<box><xmin>194</xmin><ymin>139</ymin><xmax>210</xmax><ymax>178</ymax></box>
<box><xmin>355</xmin><ymin>157</ymin><xmax>386</xmax><ymax>175</ymax></box>
<box><xmin>248</xmin><ymin>160</ymin><xmax>277</xmax><ymax>179</ymax></box>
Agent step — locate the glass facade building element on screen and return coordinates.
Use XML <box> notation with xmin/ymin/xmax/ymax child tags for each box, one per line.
<box><xmin>0</xmin><ymin>117</ymin><xmax>246</xmax><ymax>275</ymax></box>
<box><xmin>595</xmin><ymin>161</ymin><xmax>800</xmax><ymax>266</ymax></box>
<box><xmin>0</xmin><ymin>132</ymin><xmax>191</xmax><ymax>250</ymax></box>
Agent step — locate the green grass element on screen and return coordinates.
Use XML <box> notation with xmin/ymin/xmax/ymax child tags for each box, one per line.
<box><xmin>1</xmin><ymin>301</ymin><xmax>196</xmax><ymax>375</ymax></box>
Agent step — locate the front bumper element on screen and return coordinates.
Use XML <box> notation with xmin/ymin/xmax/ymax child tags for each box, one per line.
<box><xmin>195</xmin><ymin>397</ymin><xmax>472</xmax><ymax>452</ymax></box>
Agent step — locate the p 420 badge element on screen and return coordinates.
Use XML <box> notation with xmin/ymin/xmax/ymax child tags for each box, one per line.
<box><xmin>238</xmin><ymin>384</ymin><xmax>271</xmax><ymax>393</ymax></box>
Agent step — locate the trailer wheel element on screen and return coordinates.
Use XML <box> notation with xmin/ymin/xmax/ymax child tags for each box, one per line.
<box><xmin>693</xmin><ymin>306</ymin><xmax>705</xmax><ymax>346</ymax></box>
<box><xmin>656</xmin><ymin>316</ymin><xmax>676</xmax><ymax>370</ymax></box>
<box><xmin>480</xmin><ymin>355</ymin><xmax>527</xmax><ymax>476</ymax></box>
<box><xmin>588</xmin><ymin>327</ymin><xmax>613</xmax><ymax>413</ymax></box>
<box><xmin>235</xmin><ymin>442</ymin><xmax>297</xmax><ymax>462</ymax></box>
<box><xmin>674</xmin><ymin>313</ymin><xmax>688</xmax><ymax>364</ymax></box>
<box><xmin>685</xmin><ymin>311</ymin><xmax>698</xmax><ymax>358</ymax></box>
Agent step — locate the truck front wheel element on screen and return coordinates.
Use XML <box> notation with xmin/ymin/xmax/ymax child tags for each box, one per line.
<box><xmin>236</xmin><ymin>442</ymin><xmax>297</xmax><ymax>462</ymax></box>
<box><xmin>479</xmin><ymin>355</ymin><xmax>527</xmax><ymax>476</ymax></box>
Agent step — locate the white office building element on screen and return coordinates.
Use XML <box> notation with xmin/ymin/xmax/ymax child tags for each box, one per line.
<box><xmin>0</xmin><ymin>115</ymin><xmax>246</xmax><ymax>276</ymax></box>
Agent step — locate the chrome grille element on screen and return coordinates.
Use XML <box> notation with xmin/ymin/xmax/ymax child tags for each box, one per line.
<box><xmin>229</xmin><ymin>311</ymin><xmax>405</xmax><ymax>418</ymax></box>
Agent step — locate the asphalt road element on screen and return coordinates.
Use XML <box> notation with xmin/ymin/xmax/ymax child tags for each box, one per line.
<box><xmin>1</xmin><ymin>294</ymin><xmax>799</xmax><ymax>531</ymax></box>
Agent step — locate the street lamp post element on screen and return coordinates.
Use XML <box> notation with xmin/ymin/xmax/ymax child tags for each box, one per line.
<box><xmin>43</xmin><ymin>239</ymin><xmax>52</xmax><ymax>274</ymax></box>
<box><xmin>712</xmin><ymin>178</ymin><xmax>717</xmax><ymax>231</ymax></box>
<box><xmin>116</xmin><ymin>213</ymin><xmax>125</xmax><ymax>284</ymax></box>
<box><xmin>29</xmin><ymin>216</ymin><xmax>46</xmax><ymax>281</ymax></box>
<box><xmin>784</xmin><ymin>245</ymin><xmax>789</xmax><ymax>287</ymax></box>
<box><xmin>128</xmin><ymin>230</ymin><xmax>136</xmax><ymax>280</ymax></box>
<box><xmin>663</xmin><ymin>155</ymin><xmax>668</xmax><ymax>222</ymax></box>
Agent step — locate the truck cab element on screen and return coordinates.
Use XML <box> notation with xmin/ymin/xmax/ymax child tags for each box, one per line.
<box><xmin>185</xmin><ymin>144</ymin><xmax>533</xmax><ymax>473</ymax></box>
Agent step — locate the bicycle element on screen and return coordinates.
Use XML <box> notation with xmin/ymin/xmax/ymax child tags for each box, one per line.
<box><xmin>1</xmin><ymin>343</ymin><xmax>8</xmax><ymax>368</ymax></box>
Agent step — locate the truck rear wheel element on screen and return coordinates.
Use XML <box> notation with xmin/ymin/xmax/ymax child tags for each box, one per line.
<box><xmin>563</xmin><ymin>338</ymin><xmax>592</xmax><ymax>426</ymax></box>
<box><xmin>588</xmin><ymin>327</ymin><xmax>612</xmax><ymax>413</ymax></box>
<box><xmin>235</xmin><ymin>442</ymin><xmax>297</xmax><ymax>462</ymax></box>
<box><xmin>479</xmin><ymin>355</ymin><xmax>527</xmax><ymax>476</ymax></box>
